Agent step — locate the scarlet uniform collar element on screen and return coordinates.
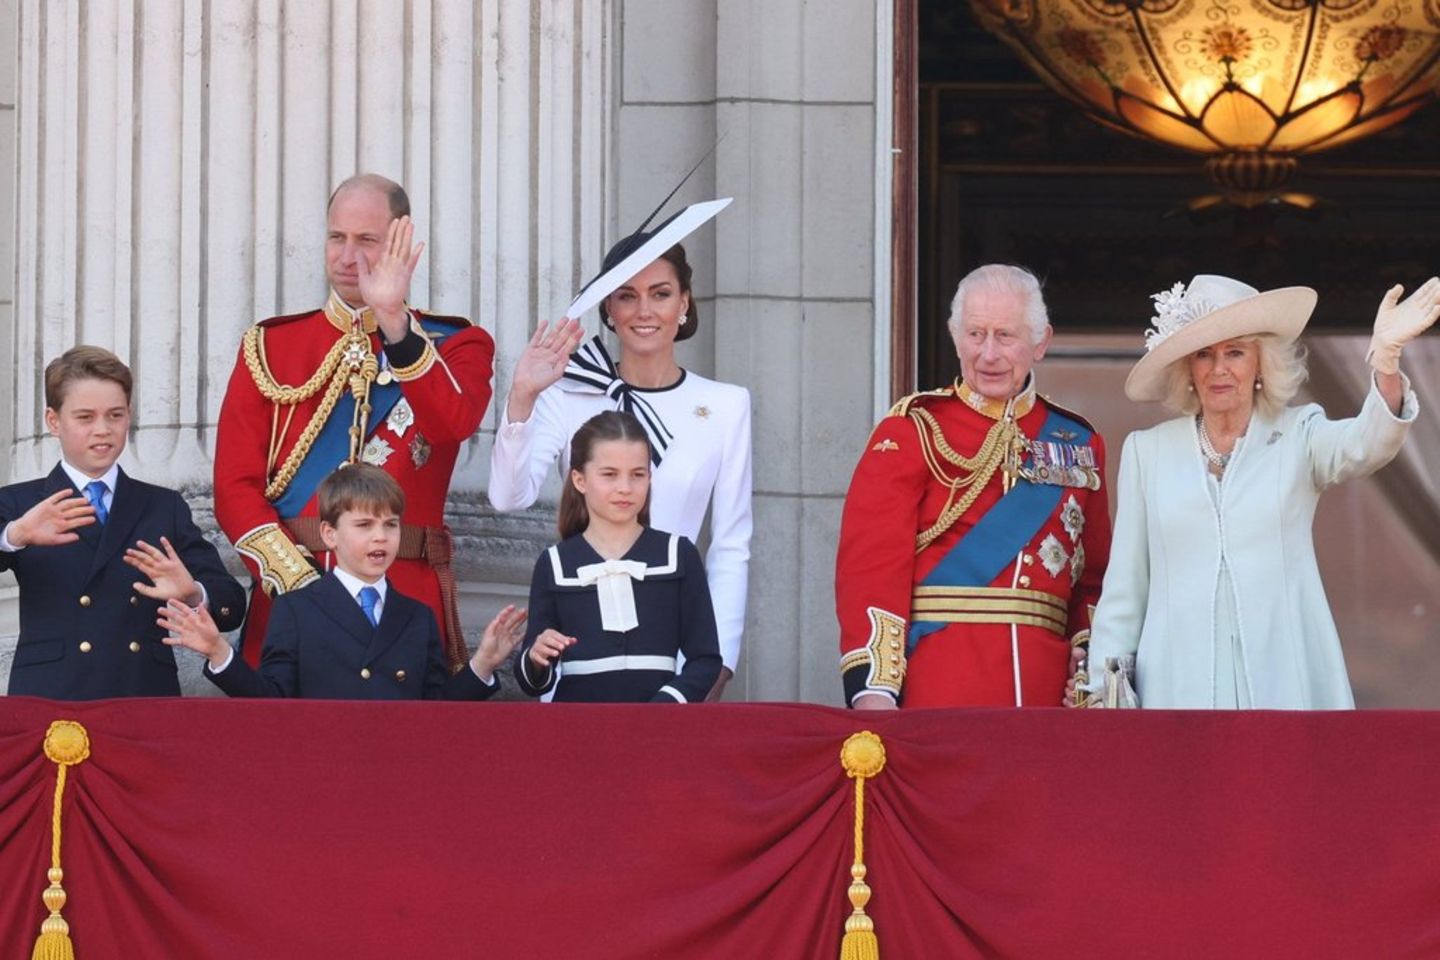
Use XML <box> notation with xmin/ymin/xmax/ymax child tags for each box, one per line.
<box><xmin>956</xmin><ymin>376</ymin><xmax>1038</xmax><ymax>420</ymax></box>
<box><xmin>325</xmin><ymin>289</ymin><xmax>379</xmax><ymax>335</ymax></box>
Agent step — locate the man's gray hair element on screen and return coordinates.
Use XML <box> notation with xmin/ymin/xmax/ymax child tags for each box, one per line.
<box><xmin>947</xmin><ymin>264</ymin><xmax>1050</xmax><ymax>344</ymax></box>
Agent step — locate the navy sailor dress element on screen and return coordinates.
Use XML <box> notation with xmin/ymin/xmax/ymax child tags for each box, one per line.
<box><xmin>517</xmin><ymin>527</ymin><xmax>723</xmax><ymax>702</ymax></box>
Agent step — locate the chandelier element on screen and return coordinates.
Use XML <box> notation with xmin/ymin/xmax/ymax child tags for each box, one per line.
<box><xmin>970</xmin><ymin>0</ymin><xmax>1440</xmax><ymax>205</ymax></box>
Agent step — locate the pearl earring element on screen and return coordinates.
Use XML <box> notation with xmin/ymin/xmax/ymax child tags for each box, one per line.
<box><xmin>1187</xmin><ymin>383</ymin><xmax>1195</xmax><ymax>393</ymax></box>
<box><xmin>1254</xmin><ymin>378</ymin><xmax>1263</xmax><ymax>391</ymax></box>
<box><xmin>679</xmin><ymin>314</ymin><xmax>688</xmax><ymax>326</ymax></box>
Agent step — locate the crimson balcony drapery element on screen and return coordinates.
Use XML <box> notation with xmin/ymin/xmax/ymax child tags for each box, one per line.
<box><xmin>3</xmin><ymin>698</ymin><xmax>1439</xmax><ymax>959</ymax></box>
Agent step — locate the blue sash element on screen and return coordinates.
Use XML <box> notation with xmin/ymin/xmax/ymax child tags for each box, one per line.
<box><xmin>907</xmin><ymin>407</ymin><xmax>1093</xmax><ymax>652</ymax></box>
<box><xmin>271</xmin><ymin>319</ymin><xmax>453</xmax><ymax>518</ymax></box>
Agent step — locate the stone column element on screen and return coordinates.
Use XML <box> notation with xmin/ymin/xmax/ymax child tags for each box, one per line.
<box><xmin>615</xmin><ymin>0</ymin><xmax>887</xmax><ymax>703</ymax></box>
<box><xmin>0</xmin><ymin>0</ymin><xmax>611</xmax><ymax>691</ymax></box>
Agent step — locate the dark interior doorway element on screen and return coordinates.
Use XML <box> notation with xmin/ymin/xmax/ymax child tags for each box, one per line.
<box><xmin>910</xmin><ymin>0</ymin><xmax>1440</xmax><ymax>392</ymax></box>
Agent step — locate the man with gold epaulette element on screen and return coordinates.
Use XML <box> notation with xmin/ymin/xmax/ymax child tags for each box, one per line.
<box><xmin>214</xmin><ymin>174</ymin><xmax>494</xmax><ymax>669</ymax></box>
<box><xmin>836</xmin><ymin>264</ymin><xmax>1112</xmax><ymax>708</ymax></box>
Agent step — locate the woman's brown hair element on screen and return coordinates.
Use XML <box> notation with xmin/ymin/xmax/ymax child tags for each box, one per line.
<box><xmin>558</xmin><ymin>411</ymin><xmax>654</xmax><ymax>540</ymax></box>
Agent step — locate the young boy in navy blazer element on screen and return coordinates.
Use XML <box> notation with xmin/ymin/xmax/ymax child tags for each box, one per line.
<box><xmin>0</xmin><ymin>346</ymin><xmax>247</xmax><ymax>698</ymax></box>
<box><xmin>164</xmin><ymin>463</ymin><xmax>525</xmax><ymax>699</ymax></box>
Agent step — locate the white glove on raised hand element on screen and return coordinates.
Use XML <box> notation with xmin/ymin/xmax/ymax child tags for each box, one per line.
<box><xmin>1369</xmin><ymin>277</ymin><xmax>1440</xmax><ymax>375</ymax></box>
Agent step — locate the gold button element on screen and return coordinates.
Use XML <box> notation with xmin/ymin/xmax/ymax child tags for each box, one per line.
<box><xmin>360</xmin><ymin>668</ymin><xmax>372</xmax><ymax>680</ymax></box>
<box><xmin>79</xmin><ymin>641</ymin><xmax>93</xmax><ymax>653</ymax></box>
<box><xmin>395</xmin><ymin>669</ymin><xmax>407</xmax><ymax>682</ymax></box>
<box><xmin>129</xmin><ymin>641</ymin><xmax>141</xmax><ymax>653</ymax></box>
<box><xmin>1019</xmin><ymin>575</ymin><xmax>1032</xmax><ymax>587</ymax></box>
<box><xmin>79</xmin><ymin>595</ymin><xmax>92</xmax><ymax>607</ymax></box>
<box><xmin>130</xmin><ymin>595</ymin><xmax>139</xmax><ymax>606</ymax></box>
<box><xmin>1022</xmin><ymin>554</ymin><xmax>1034</xmax><ymax>566</ymax></box>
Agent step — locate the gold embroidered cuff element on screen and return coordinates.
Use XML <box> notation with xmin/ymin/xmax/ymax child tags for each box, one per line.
<box><xmin>388</xmin><ymin>336</ymin><xmax>437</xmax><ymax>382</ymax></box>
<box><xmin>235</xmin><ymin>523</ymin><xmax>320</xmax><ymax>596</ymax></box>
<box><xmin>858</xmin><ymin>607</ymin><xmax>906</xmax><ymax>697</ymax></box>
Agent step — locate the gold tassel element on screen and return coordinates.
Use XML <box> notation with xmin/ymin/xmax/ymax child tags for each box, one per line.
<box><xmin>30</xmin><ymin>720</ymin><xmax>90</xmax><ymax>960</ymax></box>
<box><xmin>838</xmin><ymin>731</ymin><xmax>886</xmax><ymax>960</ymax></box>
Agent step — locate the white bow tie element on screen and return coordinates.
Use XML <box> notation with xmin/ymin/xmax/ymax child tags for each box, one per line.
<box><xmin>575</xmin><ymin>558</ymin><xmax>648</xmax><ymax>632</ymax></box>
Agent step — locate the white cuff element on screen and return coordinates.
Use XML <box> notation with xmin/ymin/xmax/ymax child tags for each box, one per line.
<box><xmin>0</xmin><ymin>522</ymin><xmax>21</xmax><ymax>552</ymax></box>
<box><xmin>211</xmin><ymin>648</ymin><xmax>235</xmax><ymax>674</ymax></box>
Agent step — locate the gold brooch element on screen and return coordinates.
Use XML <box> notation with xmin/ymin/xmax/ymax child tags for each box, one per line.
<box><xmin>694</xmin><ymin>405</ymin><xmax>710</xmax><ymax>419</ymax></box>
<box><xmin>871</xmin><ymin>438</ymin><xmax>900</xmax><ymax>452</ymax></box>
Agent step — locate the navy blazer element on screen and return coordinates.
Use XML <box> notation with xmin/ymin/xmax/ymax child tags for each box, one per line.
<box><xmin>0</xmin><ymin>464</ymin><xmax>247</xmax><ymax>699</ymax></box>
<box><xmin>206</xmin><ymin>572</ymin><xmax>496</xmax><ymax>700</ymax></box>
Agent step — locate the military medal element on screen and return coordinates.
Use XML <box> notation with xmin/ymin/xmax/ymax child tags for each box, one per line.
<box><xmin>386</xmin><ymin>398</ymin><xmax>415</xmax><ymax>437</ymax></box>
<box><xmin>410</xmin><ymin>433</ymin><xmax>432</xmax><ymax>468</ymax></box>
<box><xmin>361</xmin><ymin>436</ymin><xmax>394</xmax><ymax>467</ymax></box>
<box><xmin>376</xmin><ymin>369</ymin><xmax>394</xmax><ymax>386</ymax></box>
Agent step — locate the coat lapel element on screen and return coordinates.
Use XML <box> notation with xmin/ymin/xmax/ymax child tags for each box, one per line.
<box><xmin>87</xmin><ymin>468</ymin><xmax>143</xmax><ymax>583</ymax></box>
<box><xmin>314</xmin><ymin>574</ymin><xmax>378</xmax><ymax>648</ymax></box>
<box><xmin>364</xmin><ymin>588</ymin><xmax>415</xmax><ymax>664</ymax></box>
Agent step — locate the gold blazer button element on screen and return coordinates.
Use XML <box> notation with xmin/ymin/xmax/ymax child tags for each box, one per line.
<box><xmin>79</xmin><ymin>641</ymin><xmax>93</xmax><ymax>653</ymax></box>
<box><xmin>79</xmin><ymin>595</ymin><xmax>92</xmax><ymax>607</ymax></box>
<box><xmin>360</xmin><ymin>668</ymin><xmax>372</xmax><ymax>680</ymax></box>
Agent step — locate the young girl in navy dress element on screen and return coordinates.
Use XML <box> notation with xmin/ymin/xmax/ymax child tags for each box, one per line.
<box><xmin>517</xmin><ymin>410</ymin><xmax>722</xmax><ymax>702</ymax></box>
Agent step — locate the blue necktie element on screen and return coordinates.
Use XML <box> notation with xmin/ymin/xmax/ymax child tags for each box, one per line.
<box><xmin>84</xmin><ymin>480</ymin><xmax>109</xmax><ymax>525</ymax></box>
<box><xmin>358</xmin><ymin>586</ymin><xmax>380</xmax><ymax>627</ymax></box>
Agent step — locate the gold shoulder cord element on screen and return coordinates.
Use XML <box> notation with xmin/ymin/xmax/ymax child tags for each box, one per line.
<box><xmin>911</xmin><ymin>407</ymin><xmax>1019</xmax><ymax>553</ymax></box>
<box><xmin>242</xmin><ymin>324</ymin><xmax>378</xmax><ymax>501</ymax></box>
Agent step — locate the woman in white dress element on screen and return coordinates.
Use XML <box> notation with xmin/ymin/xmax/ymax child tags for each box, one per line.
<box><xmin>489</xmin><ymin>239</ymin><xmax>752</xmax><ymax>699</ymax></box>
<box><xmin>1082</xmin><ymin>274</ymin><xmax>1439</xmax><ymax>709</ymax></box>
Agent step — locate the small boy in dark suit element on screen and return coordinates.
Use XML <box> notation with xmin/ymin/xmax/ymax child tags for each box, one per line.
<box><xmin>0</xmin><ymin>346</ymin><xmax>247</xmax><ymax>698</ymax></box>
<box><xmin>164</xmin><ymin>463</ymin><xmax>525</xmax><ymax>699</ymax></box>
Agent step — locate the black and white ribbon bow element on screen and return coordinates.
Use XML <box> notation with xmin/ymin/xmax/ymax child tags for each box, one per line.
<box><xmin>563</xmin><ymin>336</ymin><xmax>675</xmax><ymax>466</ymax></box>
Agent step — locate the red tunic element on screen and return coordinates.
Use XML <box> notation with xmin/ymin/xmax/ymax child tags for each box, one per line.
<box><xmin>214</xmin><ymin>294</ymin><xmax>494</xmax><ymax>665</ymax></box>
<box><xmin>835</xmin><ymin>380</ymin><xmax>1111</xmax><ymax>708</ymax></box>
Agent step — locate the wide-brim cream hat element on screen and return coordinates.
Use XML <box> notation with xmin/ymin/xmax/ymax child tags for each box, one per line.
<box><xmin>1125</xmin><ymin>274</ymin><xmax>1317</xmax><ymax>402</ymax></box>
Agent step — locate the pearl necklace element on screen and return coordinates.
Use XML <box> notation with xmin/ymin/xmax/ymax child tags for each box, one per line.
<box><xmin>1195</xmin><ymin>415</ymin><xmax>1230</xmax><ymax>479</ymax></box>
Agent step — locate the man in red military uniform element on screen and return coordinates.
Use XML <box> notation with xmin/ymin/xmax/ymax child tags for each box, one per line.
<box><xmin>215</xmin><ymin>174</ymin><xmax>494</xmax><ymax>668</ymax></box>
<box><xmin>836</xmin><ymin>264</ymin><xmax>1111</xmax><ymax>708</ymax></box>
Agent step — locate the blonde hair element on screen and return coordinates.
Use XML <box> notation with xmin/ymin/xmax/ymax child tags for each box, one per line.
<box><xmin>1161</xmin><ymin>336</ymin><xmax>1308</xmax><ymax>418</ymax></box>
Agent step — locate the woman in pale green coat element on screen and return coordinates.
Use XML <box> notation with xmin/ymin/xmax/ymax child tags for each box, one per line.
<box><xmin>1084</xmin><ymin>274</ymin><xmax>1439</xmax><ymax>709</ymax></box>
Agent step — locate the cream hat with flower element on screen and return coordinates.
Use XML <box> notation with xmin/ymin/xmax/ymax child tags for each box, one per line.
<box><xmin>1125</xmin><ymin>275</ymin><xmax>1317</xmax><ymax>402</ymax></box>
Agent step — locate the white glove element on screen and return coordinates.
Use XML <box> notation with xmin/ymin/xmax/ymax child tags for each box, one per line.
<box><xmin>1369</xmin><ymin>277</ymin><xmax>1440</xmax><ymax>375</ymax></box>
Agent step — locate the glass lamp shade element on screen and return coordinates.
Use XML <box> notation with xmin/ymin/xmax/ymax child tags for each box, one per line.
<box><xmin>970</xmin><ymin>0</ymin><xmax>1440</xmax><ymax>189</ymax></box>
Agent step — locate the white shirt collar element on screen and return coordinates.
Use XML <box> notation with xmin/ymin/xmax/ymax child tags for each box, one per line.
<box><xmin>331</xmin><ymin>566</ymin><xmax>388</xmax><ymax>604</ymax></box>
<box><xmin>59</xmin><ymin>460</ymin><xmax>120</xmax><ymax>496</ymax></box>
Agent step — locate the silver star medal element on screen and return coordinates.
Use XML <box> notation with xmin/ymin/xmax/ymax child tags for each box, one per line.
<box><xmin>386</xmin><ymin>398</ymin><xmax>415</xmax><ymax>438</ymax></box>
<box><xmin>1060</xmin><ymin>495</ymin><xmax>1085</xmax><ymax>543</ymax></box>
<box><xmin>1037</xmin><ymin>533</ymin><xmax>1070</xmax><ymax>578</ymax></box>
<box><xmin>361</xmin><ymin>436</ymin><xmax>395</xmax><ymax>467</ymax></box>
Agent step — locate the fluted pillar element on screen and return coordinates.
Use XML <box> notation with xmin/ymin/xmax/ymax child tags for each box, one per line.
<box><xmin>0</xmin><ymin>0</ymin><xmax>612</xmax><ymax>690</ymax></box>
<box><xmin>3</xmin><ymin>0</ymin><xmax>610</xmax><ymax>490</ymax></box>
